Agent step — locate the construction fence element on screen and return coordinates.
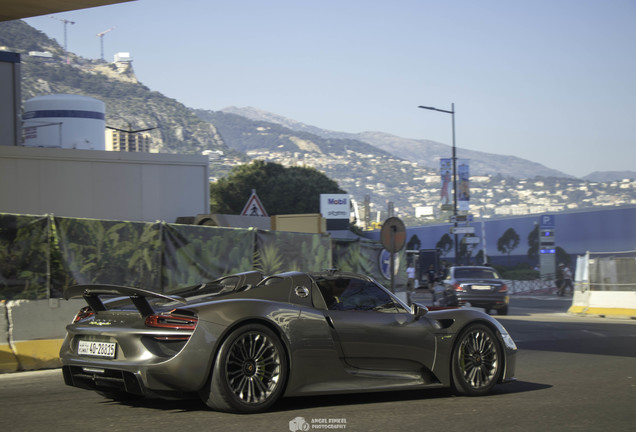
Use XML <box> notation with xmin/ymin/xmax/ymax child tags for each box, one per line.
<box><xmin>0</xmin><ymin>213</ymin><xmax>405</xmax><ymax>301</ymax></box>
<box><xmin>578</xmin><ymin>250</ymin><xmax>636</xmax><ymax>291</ymax></box>
<box><xmin>569</xmin><ymin>250</ymin><xmax>636</xmax><ymax>318</ymax></box>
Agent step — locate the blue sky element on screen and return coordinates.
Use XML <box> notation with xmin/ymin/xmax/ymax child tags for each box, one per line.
<box><xmin>24</xmin><ymin>0</ymin><xmax>636</xmax><ymax>178</ymax></box>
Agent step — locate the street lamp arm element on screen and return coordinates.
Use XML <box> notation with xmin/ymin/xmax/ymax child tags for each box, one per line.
<box><xmin>418</xmin><ymin>102</ymin><xmax>459</xmax><ymax>264</ymax></box>
<box><xmin>417</xmin><ymin>105</ymin><xmax>454</xmax><ymax>114</ymax></box>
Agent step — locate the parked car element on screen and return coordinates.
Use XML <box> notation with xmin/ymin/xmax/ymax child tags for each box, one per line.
<box><xmin>60</xmin><ymin>269</ymin><xmax>517</xmax><ymax>413</ymax></box>
<box><xmin>434</xmin><ymin>266</ymin><xmax>509</xmax><ymax>315</ymax></box>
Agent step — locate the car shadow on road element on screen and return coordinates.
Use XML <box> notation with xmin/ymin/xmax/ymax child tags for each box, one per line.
<box><xmin>103</xmin><ymin>380</ymin><xmax>551</xmax><ymax>413</ymax></box>
<box><xmin>491</xmin><ymin>380</ymin><xmax>552</xmax><ymax>395</ymax></box>
<box><xmin>271</xmin><ymin>380</ymin><xmax>552</xmax><ymax>413</ymax></box>
<box><xmin>100</xmin><ymin>395</ymin><xmax>207</xmax><ymax>412</ymax></box>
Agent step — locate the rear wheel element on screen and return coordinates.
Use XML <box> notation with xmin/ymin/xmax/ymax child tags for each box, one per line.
<box><xmin>451</xmin><ymin>323</ymin><xmax>503</xmax><ymax>396</ymax></box>
<box><xmin>498</xmin><ymin>305</ymin><xmax>509</xmax><ymax>315</ymax></box>
<box><xmin>202</xmin><ymin>324</ymin><xmax>287</xmax><ymax>413</ymax></box>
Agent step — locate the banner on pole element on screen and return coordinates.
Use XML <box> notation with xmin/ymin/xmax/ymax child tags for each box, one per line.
<box><xmin>458</xmin><ymin>159</ymin><xmax>470</xmax><ymax>211</ymax></box>
<box><xmin>440</xmin><ymin>158</ymin><xmax>452</xmax><ymax>210</ymax></box>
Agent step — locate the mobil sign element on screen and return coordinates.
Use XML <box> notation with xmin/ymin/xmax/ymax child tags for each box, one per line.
<box><xmin>320</xmin><ymin>194</ymin><xmax>349</xmax><ymax>220</ymax></box>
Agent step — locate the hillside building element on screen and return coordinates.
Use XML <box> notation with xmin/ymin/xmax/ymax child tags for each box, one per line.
<box><xmin>106</xmin><ymin>129</ymin><xmax>152</xmax><ymax>152</ymax></box>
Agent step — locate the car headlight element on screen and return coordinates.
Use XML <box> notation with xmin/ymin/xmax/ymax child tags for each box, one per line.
<box><xmin>501</xmin><ymin>332</ymin><xmax>517</xmax><ymax>350</ymax></box>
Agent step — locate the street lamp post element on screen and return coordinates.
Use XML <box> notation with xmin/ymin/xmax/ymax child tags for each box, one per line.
<box><xmin>418</xmin><ymin>103</ymin><xmax>458</xmax><ymax>264</ymax></box>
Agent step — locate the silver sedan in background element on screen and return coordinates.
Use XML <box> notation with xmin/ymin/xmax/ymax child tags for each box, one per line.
<box><xmin>434</xmin><ymin>266</ymin><xmax>510</xmax><ymax>315</ymax></box>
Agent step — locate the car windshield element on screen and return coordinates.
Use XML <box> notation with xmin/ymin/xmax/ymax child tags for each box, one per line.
<box><xmin>454</xmin><ymin>268</ymin><xmax>500</xmax><ymax>280</ymax></box>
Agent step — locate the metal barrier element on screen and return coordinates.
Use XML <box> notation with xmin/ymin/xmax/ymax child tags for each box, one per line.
<box><xmin>508</xmin><ymin>277</ymin><xmax>556</xmax><ymax>294</ymax></box>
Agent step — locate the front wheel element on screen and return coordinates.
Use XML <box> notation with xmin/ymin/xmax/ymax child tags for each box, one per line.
<box><xmin>202</xmin><ymin>324</ymin><xmax>288</xmax><ymax>413</ymax></box>
<box><xmin>451</xmin><ymin>324</ymin><xmax>503</xmax><ymax>396</ymax></box>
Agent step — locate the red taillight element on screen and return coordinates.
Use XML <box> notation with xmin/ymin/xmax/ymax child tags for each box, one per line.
<box><xmin>72</xmin><ymin>307</ymin><xmax>94</xmax><ymax>323</ymax></box>
<box><xmin>145</xmin><ymin>314</ymin><xmax>198</xmax><ymax>331</ymax></box>
<box><xmin>499</xmin><ymin>283</ymin><xmax>508</xmax><ymax>293</ymax></box>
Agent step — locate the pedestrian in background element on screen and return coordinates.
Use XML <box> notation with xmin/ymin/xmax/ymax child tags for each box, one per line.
<box><xmin>556</xmin><ymin>263</ymin><xmax>565</xmax><ymax>296</ymax></box>
<box><xmin>427</xmin><ymin>265</ymin><xmax>437</xmax><ymax>290</ymax></box>
<box><xmin>560</xmin><ymin>265</ymin><xmax>574</xmax><ymax>296</ymax></box>
<box><xmin>406</xmin><ymin>263</ymin><xmax>416</xmax><ymax>290</ymax></box>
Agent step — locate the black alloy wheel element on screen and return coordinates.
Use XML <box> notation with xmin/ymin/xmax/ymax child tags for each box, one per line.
<box><xmin>451</xmin><ymin>323</ymin><xmax>503</xmax><ymax>396</ymax></box>
<box><xmin>203</xmin><ymin>324</ymin><xmax>288</xmax><ymax>413</ymax></box>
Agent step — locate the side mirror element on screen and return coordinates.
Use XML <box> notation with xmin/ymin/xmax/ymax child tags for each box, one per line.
<box><xmin>411</xmin><ymin>302</ymin><xmax>429</xmax><ymax>318</ymax></box>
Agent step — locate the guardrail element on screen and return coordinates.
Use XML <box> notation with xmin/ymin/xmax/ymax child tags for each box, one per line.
<box><xmin>507</xmin><ymin>278</ymin><xmax>556</xmax><ymax>295</ymax></box>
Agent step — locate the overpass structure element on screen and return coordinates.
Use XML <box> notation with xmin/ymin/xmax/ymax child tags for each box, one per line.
<box><xmin>0</xmin><ymin>0</ymin><xmax>135</xmax><ymax>22</ymax></box>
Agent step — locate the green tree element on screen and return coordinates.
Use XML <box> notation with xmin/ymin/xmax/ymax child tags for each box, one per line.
<box><xmin>555</xmin><ymin>246</ymin><xmax>572</xmax><ymax>268</ymax></box>
<box><xmin>436</xmin><ymin>233</ymin><xmax>453</xmax><ymax>258</ymax></box>
<box><xmin>209</xmin><ymin>161</ymin><xmax>346</xmax><ymax>215</ymax></box>
<box><xmin>497</xmin><ymin>228</ymin><xmax>520</xmax><ymax>256</ymax></box>
<box><xmin>474</xmin><ymin>249</ymin><xmax>486</xmax><ymax>265</ymax></box>
<box><xmin>406</xmin><ymin>234</ymin><xmax>421</xmax><ymax>251</ymax></box>
<box><xmin>458</xmin><ymin>235</ymin><xmax>477</xmax><ymax>264</ymax></box>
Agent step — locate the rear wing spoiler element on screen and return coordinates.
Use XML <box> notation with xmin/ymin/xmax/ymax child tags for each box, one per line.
<box><xmin>65</xmin><ymin>284</ymin><xmax>186</xmax><ymax>317</ymax></box>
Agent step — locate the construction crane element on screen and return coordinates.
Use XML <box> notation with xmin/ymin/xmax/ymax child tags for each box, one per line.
<box><xmin>51</xmin><ymin>16</ymin><xmax>75</xmax><ymax>64</ymax></box>
<box><xmin>97</xmin><ymin>27</ymin><xmax>116</xmax><ymax>61</ymax></box>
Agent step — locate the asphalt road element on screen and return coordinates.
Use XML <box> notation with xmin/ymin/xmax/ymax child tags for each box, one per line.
<box><xmin>1</xmin><ymin>297</ymin><xmax>634</xmax><ymax>432</ymax></box>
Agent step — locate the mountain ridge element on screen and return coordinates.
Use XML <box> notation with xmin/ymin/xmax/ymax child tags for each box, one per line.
<box><xmin>3</xmin><ymin>19</ymin><xmax>632</xmax><ymax>181</ymax></box>
<box><xmin>2</xmin><ymin>20</ymin><xmax>635</xmax><ymax>223</ymax></box>
<box><xmin>220</xmin><ymin>106</ymin><xmax>579</xmax><ymax>179</ymax></box>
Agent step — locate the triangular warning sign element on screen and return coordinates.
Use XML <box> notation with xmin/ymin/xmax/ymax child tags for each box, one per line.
<box><xmin>241</xmin><ymin>189</ymin><xmax>268</xmax><ymax>217</ymax></box>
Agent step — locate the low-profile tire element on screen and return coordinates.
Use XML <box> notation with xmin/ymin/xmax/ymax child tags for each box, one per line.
<box><xmin>451</xmin><ymin>323</ymin><xmax>503</xmax><ymax>396</ymax></box>
<box><xmin>202</xmin><ymin>323</ymin><xmax>288</xmax><ymax>413</ymax></box>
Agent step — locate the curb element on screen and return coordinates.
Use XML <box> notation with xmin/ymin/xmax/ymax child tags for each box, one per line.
<box><xmin>0</xmin><ymin>339</ymin><xmax>63</xmax><ymax>374</ymax></box>
<box><xmin>0</xmin><ymin>343</ymin><xmax>19</xmax><ymax>373</ymax></box>
<box><xmin>568</xmin><ymin>305</ymin><xmax>636</xmax><ymax>320</ymax></box>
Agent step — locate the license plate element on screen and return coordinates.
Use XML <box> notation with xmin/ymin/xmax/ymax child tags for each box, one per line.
<box><xmin>471</xmin><ymin>285</ymin><xmax>492</xmax><ymax>290</ymax></box>
<box><xmin>77</xmin><ymin>340</ymin><xmax>117</xmax><ymax>358</ymax></box>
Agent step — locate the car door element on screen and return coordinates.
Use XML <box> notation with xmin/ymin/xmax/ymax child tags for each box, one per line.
<box><xmin>317</xmin><ymin>276</ymin><xmax>437</xmax><ymax>372</ymax></box>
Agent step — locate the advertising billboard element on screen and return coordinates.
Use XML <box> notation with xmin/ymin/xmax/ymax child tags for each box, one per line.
<box><xmin>320</xmin><ymin>194</ymin><xmax>350</xmax><ymax>220</ymax></box>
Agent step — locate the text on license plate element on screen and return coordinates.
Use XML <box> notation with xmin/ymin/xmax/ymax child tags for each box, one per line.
<box><xmin>471</xmin><ymin>285</ymin><xmax>492</xmax><ymax>290</ymax></box>
<box><xmin>77</xmin><ymin>340</ymin><xmax>116</xmax><ymax>358</ymax></box>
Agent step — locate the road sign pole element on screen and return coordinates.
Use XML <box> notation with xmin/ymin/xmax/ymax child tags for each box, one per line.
<box><xmin>380</xmin><ymin>217</ymin><xmax>406</xmax><ymax>294</ymax></box>
<box><xmin>390</xmin><ymin>226</ymin><xmax>396</xmax><ymax>293</ymax></box>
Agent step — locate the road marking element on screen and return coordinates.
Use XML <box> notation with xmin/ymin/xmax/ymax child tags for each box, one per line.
<box><xmin>580</xmin><ymin>329</ymin><xmax>607</xmax><ymax>338</ymax></box>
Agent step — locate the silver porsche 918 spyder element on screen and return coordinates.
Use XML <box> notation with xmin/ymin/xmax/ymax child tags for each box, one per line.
<box><xmin>60</xmin><ymin>270</ymin><xmax>517</xmax><ymax>413</ymax></box>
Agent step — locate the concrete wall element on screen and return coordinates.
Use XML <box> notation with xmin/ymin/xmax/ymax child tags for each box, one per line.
<box><xmin>0</xmin><ymin>146</ymin><xmax>209</xmax><ymax>223</ymax></box>
<box><xmin>1</xmin><ymin>299</ymin><xmax>84</xmax><ymax>373</ymax></box>
<box><xmin>567</xmin><ymin>253</ymin><xmax>636</xmax><ymax>319</ymax></box>
<box><xmin>569</xmin><ymin>289</ymin><xmax>636</xmax><ymax>319</ymax></box>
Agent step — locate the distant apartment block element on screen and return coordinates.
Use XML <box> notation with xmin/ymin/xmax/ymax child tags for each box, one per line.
<box><xmin>105</xmin><ymin>129</ymin><xmax>152</xmax><ymax>152</ymax></box>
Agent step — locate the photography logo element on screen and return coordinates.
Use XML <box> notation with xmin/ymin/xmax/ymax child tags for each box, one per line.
<box><xmin>289</xmin><ymin>417</ymin><xmax>310</xmax><ymax>432</ymax></box>
<box><xmin>289</xmin><ymin>416</ymin><xmax>347</xmax><ymax>430</ymax></box>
